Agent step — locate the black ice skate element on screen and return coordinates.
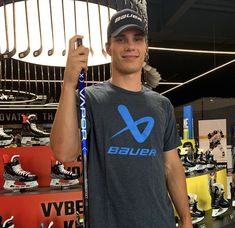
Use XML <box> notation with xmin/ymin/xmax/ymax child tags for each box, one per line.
<box><xmin>205</xmin><ymin>150</ymin><xmax>217</xmax><ymax>170</ymax></box>
<box><xmin>188</xmin><ymin>193</ymin><xmax>205</xmax><ymax>224</ymax></box>
<box><xmin>194</xmin><ymin>152</ymin><xmax>207</xmax><ymax>173</ymax></box>
<box><xmin>50</xmin><ymin>157</ymin><xmax>79</xmax><ymax>187</ymax></box>
<box><xmin>21</xmin><ymin>114</ymin><xmax>50</xmax><ymax>146</ymax></box>
<box><xmin>180</xmin><ymin>148</ymin><xmax>196</xmax><ymax>175</ymax></box>
<box><xmin>0</xmin><ymin>126</ymin><xmax>14</xmax><ymax>147</ymax></box>
<box><xmin>230</xmin><ymin>182</ymin><xmax>235</xmax><ymax>207</ymax></box>
<box><xmin>3</xmin><ymin>154</ymin><xmax>38</xmax><ymax>191</ymax></box>
<box><xmin>0</xmin><ymin>215</ymin><xmax>14</xmax><ymax>228</ymax></box>
<box><xmin>210</xmin><ymin>183</ymin><xmax>230</xmax><ymax>217</ymax></box>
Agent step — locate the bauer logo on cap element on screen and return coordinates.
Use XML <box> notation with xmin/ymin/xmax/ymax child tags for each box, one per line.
<box><xmin>107</xmin><ymin>9</ymin><xmax>146</xmax><ymax>39</ymax></box>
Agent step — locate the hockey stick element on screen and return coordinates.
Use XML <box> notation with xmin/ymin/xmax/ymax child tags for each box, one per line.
<box><xmin>1</xmin><ymin>0</ymin><xmax>16</xmax><ymax>59</ymax></box>
<box><xmin>98</xmin><ymin>0</ymin><xmax>107</xmax><ymax>57</ymax></box>
<box><xmin>33</xmin><ymin>0</ymin><xmax>43</xmax><ymax>57</ymax></box>
<box><xmin>86</xmin><ymin>0</ymin><xmax>94</xmax><ymax>56</ymax></box>
<box><xmin>61</xmin><ymin>0</ymin><xmax>66</xmax><ymax>56</ymax></box>
<box><xmin>74</xmin><ymin>0</ymin><xmax>77</xmax><ymax>34</ymax></box>
<box><xmin>19</xmin><ymin>0</ymin><xmax>30</xmax><ymax>58</ymax></box>
<box><xmin>48</xmin><ymin>0</ymin><xmax>54</xmax><ymax>56</ymax></box>
<box><xmin>77</xmin><ymin>38</ymin><xmax>89</xmax><ymax>228</ymax></box>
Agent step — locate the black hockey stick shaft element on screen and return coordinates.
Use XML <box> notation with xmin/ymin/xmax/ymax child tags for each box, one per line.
<box><xmin>77</xmin><ymin>38</ymin><xmax>89</xmax><ymax>228</ymax></box>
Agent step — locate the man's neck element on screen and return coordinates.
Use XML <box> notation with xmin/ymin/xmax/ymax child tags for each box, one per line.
<box><xmin>110</xmin><ymin>71</ymin><xmax>142</xmax><ymax>92</ymax></box>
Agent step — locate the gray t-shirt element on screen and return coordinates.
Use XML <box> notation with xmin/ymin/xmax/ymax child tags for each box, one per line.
<box><xmin>77</xmin><ymin>81</ymin><xmax>181</xmax><ymax>228</ymax></box>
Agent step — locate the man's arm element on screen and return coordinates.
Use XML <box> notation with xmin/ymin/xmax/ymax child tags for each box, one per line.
<box><xmin>164</xmin><ymin>149</ymin><xmax>193</xmax><ymax>228</ymax></box>
<box><xmin>50</xmin><ymin>35</ymin><xmax>89</xmax><ymax>162</ymax></box>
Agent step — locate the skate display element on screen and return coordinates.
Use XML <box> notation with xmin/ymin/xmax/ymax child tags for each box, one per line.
<box><xmin>21</xmin><ymin>114</ymin><xmax>50</xmax><ymax>146</ymax></box>
<box><xmin>3</xmin><ymin>154</ymin><xmax>38</xmax><ymax>191</ymax></box>
<box><xmin>0</xmin><ymin>126</ymin><xmax>14</xmax><ymax>148</ymax></box>
<box><xmin>210</xmin><ymin>182</ymin><xmax>230</xmax><ymax>217</ymax></box>
<box><xmin>230</xmin><ymin>182</ymin><xmax>235</xmax><ymax>207</ymax></box>
<box><xmin>188</xmin><ymin>193</ymin><xmax>205</xmax><ymax>224</ymax></box>
<box><xmin>0</xmin><ymin>215</ymin><xmax>14</xmax><ymax>228</ymax></box>
<box><xmin>50</xmin><ymin>157</ymin><xmax>79</xmax><ymax>188</ymax></box>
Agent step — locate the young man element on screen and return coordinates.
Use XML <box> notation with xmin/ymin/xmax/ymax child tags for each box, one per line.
<box><xmin>50</xmin><ymin>9</ymin><xmax>192</xmax><ymax>228</ymax></box>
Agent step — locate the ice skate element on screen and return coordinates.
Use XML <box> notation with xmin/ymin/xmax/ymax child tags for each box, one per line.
<box><xmin>194</xmin><ymin>153</ymin><xmax>207</xmax><ymax>173</ymax></box>
<box><xmin>210</xmin><ymin>183</ymin><xmax>230</xmax><ymax>217</ymax></box>
<box><xmin>205</xmin><ymin>150</ymin><xmax>217</xmax><ymax>170</ymax></box>
<box><xmin>21</xmin><ymin>114</ymin><xmax>50</xmax><ymax>146</ymax></box>
<box><xmin>3</xmin><ymin>154</ymin><xmax>38</xmax><ymax>191</ymax></box>
<box><xmin>50</xmin><ymin>157</ymin><xmax>79</xmax><ymax>188</ymax></box>
<box><xmin>0</xmin><ymin>215</ymin><xmax>14</xmax><ymax>228</ymax></box>
<box><xmin>188</xmin><ymin>193</ymin><xmax>205</xmax><ymax>224</ymax></box>
<box><xmin>0</xmin><ymin>126</ymin><xmax>14</xmax><ymax>147</ymax></box>
<box><xmin>180</xmin><ymin>148</ymin><xmax>196</xmax><ymax>175</ymax></box>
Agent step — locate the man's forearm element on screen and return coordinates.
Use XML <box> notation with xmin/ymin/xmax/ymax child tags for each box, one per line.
<box><xmin>165</xmin><ymin>151</ymin><xmax>192</xmax><ymax>227</ymax></box>
<box><xmin>50</xmin><ymin>85</ymin><xmax>80</xmax><ymax>162</ymax></box>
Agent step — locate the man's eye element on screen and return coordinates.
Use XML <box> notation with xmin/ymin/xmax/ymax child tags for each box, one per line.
<box><xmin>116</xmin><ymin>37</ymin><xmax>124</xmax><ymax>42</ymax></box>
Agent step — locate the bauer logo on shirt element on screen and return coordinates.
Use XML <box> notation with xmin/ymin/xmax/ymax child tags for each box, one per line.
<box><xmin>108</xmin><ymin>104</ymin><xmax>157</xmax><ymax>157</ymax></box>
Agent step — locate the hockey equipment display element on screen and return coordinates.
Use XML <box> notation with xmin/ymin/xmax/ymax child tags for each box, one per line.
<box><xmin>21</xmin><ymin>114</ymin><xmax>50</xmax><ymax>146</ymax></box>
<box><xmin>50</xmin><ymin>157</ymin><xmax>79</xmax><ymax>187</ymax></box>
<box><xmin>3</xmin><ymin>154</ymin><xmax>38</xmax><ymax>191</ymax></box>
<box><xmin>77</xmin><ymin>38</ymin><xmax>89</xmax><ymax>228</ymax></box>
<box><xmin>188</xmin><ymin>193</ymin><xmax>205</xmax><ymax>224</ymax></box>
<box><xmin>0</xmin><ymin>215</ymin><xmax>14</xmax><ymax>228</ymax></box>
<box><xmin>210</xmin><ymin>182</ymin><xmax>230</xmax><ymax>217</ymax></box>
<box><xmin>0</xmin><ymin>126</ymin><xmax>14</xmax><ymax>147</ymax></box>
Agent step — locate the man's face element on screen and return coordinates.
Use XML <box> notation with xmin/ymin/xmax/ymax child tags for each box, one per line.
<box><xmin>106</xmin><ymin>28</ymin><xmax>147</xmax><ymax>75</ymax></box>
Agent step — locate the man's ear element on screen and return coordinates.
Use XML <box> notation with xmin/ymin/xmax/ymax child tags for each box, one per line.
<box><xmin>106</xmin><ymin>43</ymin><xmax>111</xmax><ymax>56</ymax></box>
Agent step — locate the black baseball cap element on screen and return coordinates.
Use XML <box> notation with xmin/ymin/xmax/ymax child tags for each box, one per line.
<box><xmin>107</xmin><ymin>9</ymin><xmax>146</xmax><ymax>40</ymax></box>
